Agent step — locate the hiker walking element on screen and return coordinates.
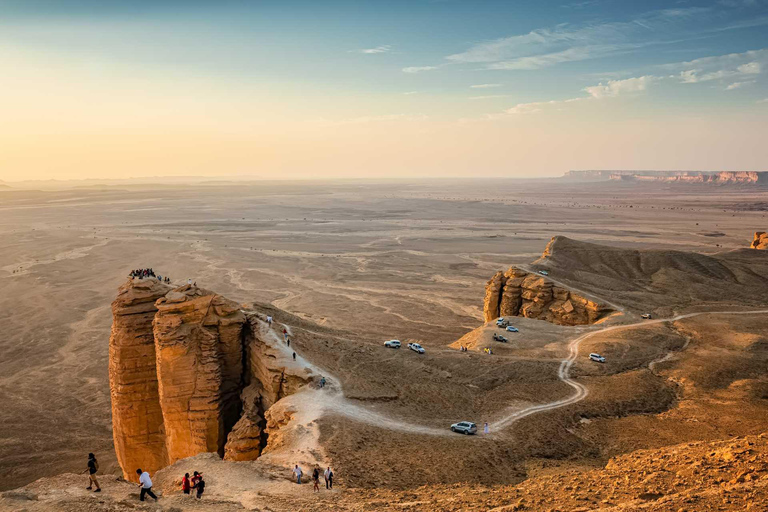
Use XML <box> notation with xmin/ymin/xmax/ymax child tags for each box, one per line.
<box><xmin>283</xmin><ymin>328</ymin><xmax>288</xmax><ymax>341</ymax></box>
<box><xmin>182</xmin><ymin>473</ymin><xmax>191</xmax><ymax>495</ymax></box>
<box><xmin>293</xmin><ymin>352</ymin><xmax>296</xmax><ymax>361</ymax></box>
<box><xmin>324</xmin><ymin>467</ymin><xmax>333</xmax><ymax>489</ymax></box>
<box><xmin>293</xmin><ymin>465</ymin><xmax>303</xmax><ymax>484</ymax></box>
<box><xmin>312</xmin><ymin>467</ymin><xmax>320</xmax><ymax>492</ymax></box>
<box><xmin>266</xmin><ymin>315</ymin><xmax>273</xmax><ymax>326</ymax></box>
<box><xmin>320</xmin><ymin>376</ymin><xmax>326</xmax><ymax>388</ymax></box>
<box><xmin>83</xmin><ymin>453</ymin><xmax>101</xmax><ymax>492</ymax></box>
<box><xmin>484</xmin><ymin>422</ymin><xmax>490</xmax><ymax>435</ymax></box>
<box><xmin>136</xmin><ymin>469</ymin><xmax>158</xmax><ymax>502</ymax></box>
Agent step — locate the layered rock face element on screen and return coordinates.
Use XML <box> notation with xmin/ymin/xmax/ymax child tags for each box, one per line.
<box><xmin>109</xmin><ymin>280</ymin><xmax>313</xmax><ymax>479</ymax></box>
<box><xmin>483</xmin><ymin>268</ymin><xmax>612</xmax><ymax>325</ymax></box>
<box><xmin>751</xmin><ymin>231</ymin><xmax>768</xmax><ymax>250</ymax></box>
<box><xmin>564</xmin><ymin>170</ymin><xmax>768</xmax><ymax>184</ymax></box>
<box><xmin>109</xmin><ymin>278</ymin><xmax>171</xmax><ymax>481</ymax></box>
<box><xmin>153</xmin><ymin>285</ymin><xmax>246</xmax><ymax>463</ymax></box>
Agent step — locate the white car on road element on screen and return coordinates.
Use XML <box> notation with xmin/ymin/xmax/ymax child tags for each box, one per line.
<box><xmin>589</xmin><ymin>353</ymin><xmax>606</xmax><ymax>363</ymax></box>
<box><xmin>539</xmin><ymin>270</ymin><xmax>549</xmax><ymax>276</ymax></box>
<box><xmin>384</xmin><ymin>340</ymin><xmax>401</xmax><ymax>349</ymax></box>
<box><xmin>496</xmin><ymin>318</ymin><xmax>508</xmax><ymax>327</ymax></box>
<box><xmin>505</xmin><ymin>326</ymin><xmax>519</xmax><ymax>333</ymax></box>
<box><xmin>450</xmin><ymin>421</ymin><xmax>477</xmax><ymax>435</ymax></box>
<box><xmin>407</xmin><ymin>342</ymin><xmax>425</xmax><ymax>354</ymax></box>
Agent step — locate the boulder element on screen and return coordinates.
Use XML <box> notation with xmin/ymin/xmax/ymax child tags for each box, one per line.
<box><xmin>108</xmin><ymin>278</ymin><xmax>171</xmax><ymax>481</ymax></box>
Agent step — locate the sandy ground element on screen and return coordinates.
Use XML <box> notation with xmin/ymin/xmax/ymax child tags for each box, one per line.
<box><xmin>1</xmin><ymin>178</ymin><xmax>768</xmax><ymax>493</ymax></box>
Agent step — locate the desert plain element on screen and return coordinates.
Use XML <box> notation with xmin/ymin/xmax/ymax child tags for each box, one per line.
<box><xmin>1</xmin><ymin>177</ymin><xmax>768</xmax><ymax>511</ymax></box>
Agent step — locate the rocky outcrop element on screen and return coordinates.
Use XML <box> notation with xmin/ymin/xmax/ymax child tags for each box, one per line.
<box><xmin>751</xmin><ymin>231</ymin><xmax>768</xmax><ymax>250</ymax></box>
<box><xmin>108</xmin><ymin>278</ymin><xmax>171</xmax><ymax>481</ymax></box>
<box><xmin>109</xmin><ymin>280</ymin><xmax>315</xmax><ymax>478</ymax></box>
<box><xmin>483</xmin><ymin>268</ymin><xmax>612</xmax><ymax>326</ymax></box>
<box><xmin>153</xmin><ymin>285</ymin><xmax>246</xmax><ymax>463</ymax></box>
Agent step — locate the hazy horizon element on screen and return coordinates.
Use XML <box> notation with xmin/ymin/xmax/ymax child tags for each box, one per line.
<box><xmin>2</xmin><ymin>0</ymin><xmax>767</xmax><ymax>181</ymax></box>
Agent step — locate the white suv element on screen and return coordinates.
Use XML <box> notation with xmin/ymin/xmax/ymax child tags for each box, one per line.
<box><xmin>589</xmin><ymin>353</ymin><xmax>606</xmax><ymax>363</ymax></box>
<box><xmin>384</xmin><ymin>340</ymin><xmax>401</xmax><ymax>349</ymax></box>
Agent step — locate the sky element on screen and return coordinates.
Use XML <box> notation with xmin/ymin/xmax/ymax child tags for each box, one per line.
<box><xmin>1</xmin><ymin>0</ymin><xmax>767</xmax><ymax>181</ymax></box>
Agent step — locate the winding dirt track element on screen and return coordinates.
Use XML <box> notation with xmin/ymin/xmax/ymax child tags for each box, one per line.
<box><xmin>280</xmin><ymin>309</ymin><xmax>768</xmax><ymax>437</ymax></box>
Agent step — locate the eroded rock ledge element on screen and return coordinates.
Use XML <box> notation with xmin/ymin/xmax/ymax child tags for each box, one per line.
<box><xmin>751</xmin><ymin>231</ymin><xmax>768</xmax><ymax>250</ymax></box>
<box><xmin>483</xmin><ymin>268</ymin><xmax>613</xmax><ymax>325</ymax></box>
<box><xmin>109</xmin><ymin>280</ymin><xmax>314</xmax><ymax>481</ymax></box>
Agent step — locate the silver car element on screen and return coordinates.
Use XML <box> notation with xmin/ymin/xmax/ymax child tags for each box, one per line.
<box><xmin>384</xmin><ymin>340</ymin><xmax>401</xmax><ymax>348</ymax></box>
<box><xmin>450</xmin><ymin>422</ymin><xmax>478</xmax><ymax>435</ymax></box>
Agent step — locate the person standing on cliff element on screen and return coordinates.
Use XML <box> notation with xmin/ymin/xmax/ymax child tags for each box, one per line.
<box><xmin>293</xmin><ymin>465</ymin><xmax>303</xmax><ymax>484</ymax></box>
<box><xmin>136</xmin><ymin>469</ymin><xmax>158</xmax><ymax>502</ymax></box>
<box><xmin>181</xmin><ymin>473</ymin><xmax>191</xmax><ymax>495</ymax></box>
<box><xmin>83</xmin><ymin>453</ymin><xmax>101</xmax><ymax>492</ymax></box>
<box><xmin>324</xmin><ymin>467</ymin><xmax>333</xmax><ymax>489</ymax></box>
<box><xmin>312</xmin><ymin>467</ymin><xmax>320</xmax><ymax>492</ymax></box>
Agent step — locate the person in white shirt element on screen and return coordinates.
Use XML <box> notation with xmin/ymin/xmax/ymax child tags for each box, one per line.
<box><xmin>293</xmin><ymin>465</ymin><xmax>303</xmax><ymax>484</ymax></box>
<box><xmin>484</xmin><ymin>422</ymin><xmax>490</xmax><ymax>435</ymax></box>
<box><xmin>135</xmin><ymin>469</ymin><xmax>158</xmax><ymax>502</ymax></box>
<box><xmin>324</xmin><ymin>466</ymin><xmax>333</xmax><ymax>489</ymax></box>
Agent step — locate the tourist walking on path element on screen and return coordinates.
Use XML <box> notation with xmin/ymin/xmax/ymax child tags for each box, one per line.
<box><xmin>191</xmin><ymin>471</ymin><xmax>203</xmax><ymax>489</ymax></box>
<box><xmin>320</xmin><ymin>376</ymin><xmax>326</xmax><ymax>388</ymax></box>
<box><xmin>324</xmin><ymin>467</ymin><xmax>333</xmax><ymax>489</ymax></box>
<box><xmin>293</xmin><ymin>465</ymin><xmax>303</xmax><ymax>484</ymax></box>
<box><xmin>293</xmin><ymin>352</ymin><xmax>296</xmax><ymax>360</ymax></box>
<box><xmin>283</xmin><ymin>328</ymin><xmax>288</xmax><ymax>341</ymax></box>
<box><xmin>313</xmin><ymin>468</ymin><xmax>320</xmax><ymax>492</ymax></box>
<box><xmin>484</xmin><ymin>422</ymin><xmax>490</xmax><ymax>435</ymax></box>
<box><xmin>83</xmin><ymin>453</ymin><xmax>101</xmax><ymax>492</ymax></box>
<box><xmin>182</xmin><ymin>473</ymin><xmax>191</xmax><ymax>495</ymax></box>
<box><xmin>267</xmin><ymin>315</ymin><xmax>272</xmax><ymax>325</ymax></box>
<box><xmin>136</xmin><ymin>469</ymin><xmax>158</xmax><ymax>502</ymax></box>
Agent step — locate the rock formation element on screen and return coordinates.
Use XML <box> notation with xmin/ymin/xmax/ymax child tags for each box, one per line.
<box><xmin>483</xmin><ymin>268</ymin><xmax>612</xmax><ymax>325</ymax></box>
<box><xmin>564</xmin><ymin>170</ymin><xmax>768</xmax><ymax>184</ymax></box>
<box><xmin>153</xmin><ymin>285</ymin><xmax>246</xmax><ymax>463</ymax></box>
<box><xmin>751</xmin><ymin>231</ymin><xmax>768</xmax><ymax>250</ymax></box>
<box><xmin>108</xmin><ymin>278</ymin><xmax>171</xmax><ymax>481</ymax></box>
<box><xmin>109</xmin><ymin>279</ymin><xmax>314</xmax><ymax>479</ymax></box>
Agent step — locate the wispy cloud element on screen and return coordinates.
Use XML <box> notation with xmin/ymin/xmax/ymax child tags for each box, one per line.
<box><xmin>758</xmin><ymin>98</ymin><xmax>768</xmax><ymax>103</ymax></box>
<box><xmin>669</xmin><ymin>48</ymin><xmax>766</xmax><ymax>83</ymax></box>
<box><xmin>354</xmin><ymin>45</ymin><xmax>392</xmax><ymax>54</ymax></box>
<box><xmin>584</xmin><ymin>76</ymin><xmax>658</xmax><ymax>98</ymax></box>
<box><xmin>470</xmin><ymin>83</ymin><xmax>503</xmax><ymax>89</ymax></box>
<box><xmin>402</xmin><ymin>66</ymin><xmax>438</xmax><ymax>73</ymax></box>
<box><xmin>504</xmin><ymin>98</ymin><xmax>585</xmax><ymax>114</ymax></box>
<box><xmin>446</xmin><ymin>7</ymin><xmax>710</xmax><ymax>70</ymax></box>
<box><xmin>313</xmin><ymin>114</ymin><xmax>428</xmax><ymax>127</ymax></box>
<box><xmin>469</xmin><ymin>95</ymin><xmax>508</xmax><ymax>100</ymax></box>
<box><xmin>403</xmin><ymin>91</ymin><xmax>421</xmax><ymax>95</ymax></box>
<box><xmin>725</xmin><ymin>80</ymin><xmax>755</xmax><ymax>89</ymax></box>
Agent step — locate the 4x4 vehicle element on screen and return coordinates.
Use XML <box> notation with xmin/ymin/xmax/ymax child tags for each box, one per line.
<box><xmin>384</xmin><ymin>340</ymin><xmax>401</xmax><ymax>348</ymax></box>
<box><xmin>505</xmin><ymin>325</ymin><xmax>519</xmax><ymax>333</ymax></box>
<box><xmin>493</xmin><ymin>333</ymin><xmax>508</xmax><ymax>342</ymax></box>
<box><xmin>407</xmin><ymin>342</ymin><xmax>425</xmax><ymax>354</ymax></box>
<box><xmin>641</xmin><ymin>313</ymin><xmax>652</xmax><ymax>320</ymax></box>
<box><xmin>450</xmin><ymin>422</ymin><xmax>477</xmax><ymax>435</ymax></box>
<box><xmin>538</xmin><ymin>270</ymin><xmax>549</xmax><ymax>276</ymax></box>
<box><xmin>496</xmin><ymin>318</ymin><xmax>508</xmax><ymax>327</ymax></box>
<box><xmin>589</xmin><ymin>353</ymin><xmax>606</xmax><ymax>363</ymax></box>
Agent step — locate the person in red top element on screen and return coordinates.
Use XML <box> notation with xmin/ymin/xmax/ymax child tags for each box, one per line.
<box><xmin>182</xmin><ymin>473</ymin><xmax>191</xmax><ymax>495</ymax></box>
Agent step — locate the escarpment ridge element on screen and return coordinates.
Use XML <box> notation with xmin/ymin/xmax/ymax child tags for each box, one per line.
<box><xmin>752</xmin><ymin>231</ymin><xmax>768</xmax><ymax>249</ymax></box>
<box><xmin>109</xmin><ymin>280</ymin><xmax>314</xmax><ymax>481</ymax></box>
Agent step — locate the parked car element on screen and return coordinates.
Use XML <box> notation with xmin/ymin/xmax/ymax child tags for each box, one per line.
<box><xmin>641</xmin><ymin>313</ymin><xmax>652</xmax><ymax>320</ymax></box>
<box><xmin>493</xmin><ymin>333</ymin><xmax>508</xmax><ymax>342</ymax></box>
<box><xmin>407</xmin><ymin>342</ymin><xmax>425</xmax><ymax>354</ymax></box>
<box><xmin>589</xmin><ymin>353</ymin><xmax>606</xmax><ymax>363</ymax></box>
<box><xmin>384</xmin><ymin>339</ymin><xmax>401</xmax><ymax>349</ymax></box>
<box><xmin>505</xmin><ymin>326</ymin><xmax>519</xmax><ymax>333</ymax></box>
<box><xmin>450</xmin><ymin>421</ymin><xmax>478</xmax><ymax>435</ymax></box>
<box><xmin>538</xmin><ymin>270</ymin><xmax>549</xmax><ymax>276</ymax></box>
<box><xmin>496</xmin><ymin>317</ymin><xmax>508</xmax><ymax>327</ymax></box>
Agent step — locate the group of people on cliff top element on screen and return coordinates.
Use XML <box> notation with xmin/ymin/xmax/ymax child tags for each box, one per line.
<box><xmin>294</xmin><ymin>465</ymin><xmax>334</xmax><ymax>492</ymax></box>
<box><xmin>181</xmin><ymin>471</ymin><xmax>205</xmax><ymax>499</ymax></box>
<box><xmin>129</xmin><ymin>268</ymin><xmax>171</xmax><ymax>284</ymax></box>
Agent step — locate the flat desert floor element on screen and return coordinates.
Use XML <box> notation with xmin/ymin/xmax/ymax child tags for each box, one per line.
<box><xmin>1</xmin><ymin>178</ymin><xmax>767</xmax><ymax>491</ymax></box>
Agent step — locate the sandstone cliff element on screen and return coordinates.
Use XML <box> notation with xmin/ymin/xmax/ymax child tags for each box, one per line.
<box><xmin>752</xmin><ymin>231</ymin><xmax>768</xmax><ymax>250</ymax></box>
<box><xmin>109</xmin><ymin>280</ymin><xmax>314</xmax><ymax>478</ymax></box>
<box><xmin>483</xmin><ymin>267</ymin><xmax>612</xmax><ymax>325</ymax></box>
<box><xmin>564</xmin><ymin>170</ymin><xmax>768</xmax><ymax>184</ymax></box>
<box><xmin>108</xmin><ymin>278</ymin><xmax>171</xmax><ymax>481</ymax></box>
<box><xmin>153</xmin><ymin>285</ymin><xmax>246</xmax><ymax>463</ymax></box>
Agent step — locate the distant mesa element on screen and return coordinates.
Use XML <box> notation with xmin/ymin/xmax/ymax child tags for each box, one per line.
<box><xmin>752</xmin><ymin>231</ymin><xmax>768</xmax><ymax>250</ymax></box>
<box><xmin>109</xmin><ymin>279</ymin><xmax>313</xmax><ymax>481</ymax></box>
<box><xmin>564</xmin><ymin>170</ymin><xmax>768</xmax><ymax>185</ymax></box>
